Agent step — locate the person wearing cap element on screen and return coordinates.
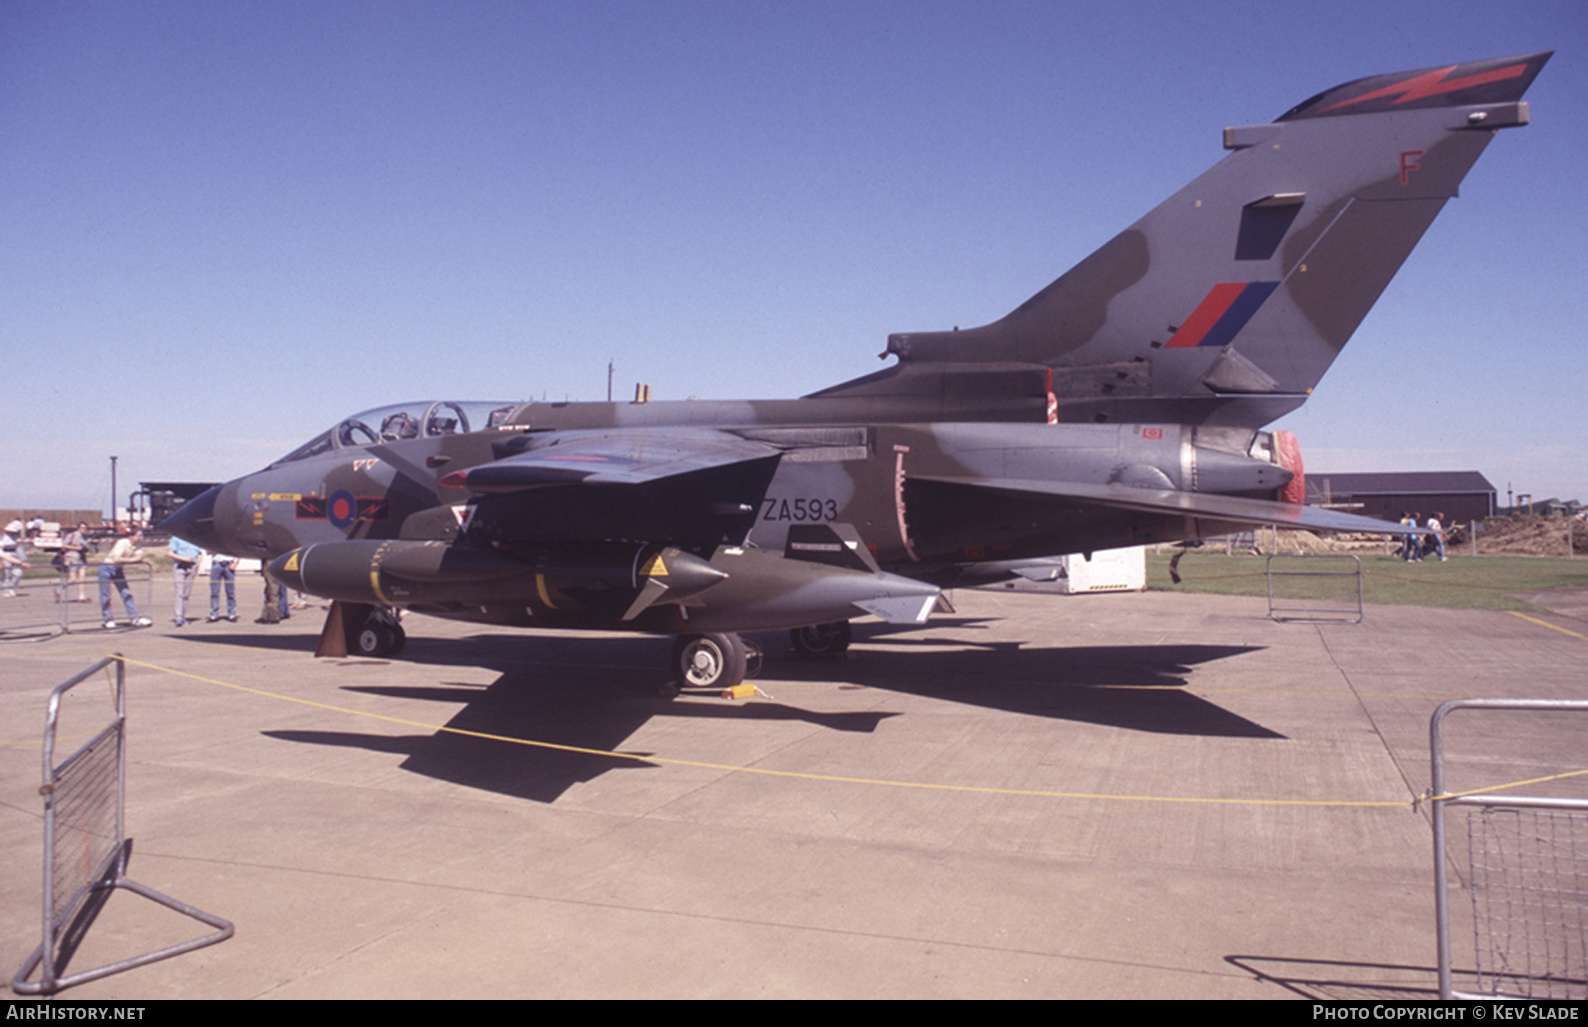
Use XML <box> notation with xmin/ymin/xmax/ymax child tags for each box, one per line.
<box><xmin>1</xmin><ymin>521</ymin><xmax>28</xmax><ymax>598</ymax></box>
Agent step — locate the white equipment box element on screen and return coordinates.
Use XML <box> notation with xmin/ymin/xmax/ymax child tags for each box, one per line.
<box><xmin>1056</xmin><ymin>546</ymin><xmax>1146</xmax><ymax>593</ymax></box>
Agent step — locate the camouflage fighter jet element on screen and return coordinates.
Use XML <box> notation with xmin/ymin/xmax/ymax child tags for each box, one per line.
<box><xmin>163</xmin><ymin>52</ymin><xmax>1549</xmax><ymax>689</ymax></box>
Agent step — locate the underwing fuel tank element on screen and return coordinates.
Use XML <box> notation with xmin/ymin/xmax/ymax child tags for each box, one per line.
<box><xmin>266</xmin><ymin>539</ymin><xmax>942</xmax><ymax>631</ymax></box>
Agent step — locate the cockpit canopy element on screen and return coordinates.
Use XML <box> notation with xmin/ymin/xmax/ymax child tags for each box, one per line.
<box><xmin>274</xmin><ymin>400</ymin><xmax>523</xmax><ymax>465</ymax></box>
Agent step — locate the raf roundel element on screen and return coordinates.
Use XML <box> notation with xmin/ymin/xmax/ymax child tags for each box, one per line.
<box><xmin>327</xmin><ymin>490</ymin><xmax>358</xmax><ymax>530</ymax></box>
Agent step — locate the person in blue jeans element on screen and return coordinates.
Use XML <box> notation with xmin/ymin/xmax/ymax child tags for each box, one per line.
<box><xmin>1425</xmin><ymin>513</ymin><xmax>1447</xmax><ymax>562</ymax></box>
<box><xmin>1399</xmin><ymin>512</ymin><xmax>1420</xmax><ymax>561</ymax></box>
<box><xmin>99</xmin><ymin>529</ymin><xmax>152</xmax><ymax>628</ymax></box>
<box><xmin>209</xmin><ymin>552</ymin><xmax>238</xmax><ymax>621</ymax></box>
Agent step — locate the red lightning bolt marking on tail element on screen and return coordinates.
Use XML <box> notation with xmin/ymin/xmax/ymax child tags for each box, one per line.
<box><xmin>1321</xmin><ymin>61</ymin><xmax>1529</xmax><ymax>112</ymax></box>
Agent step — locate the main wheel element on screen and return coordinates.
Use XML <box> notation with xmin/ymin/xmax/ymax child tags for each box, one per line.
<box><xmin>671</xmin><ymin>632</ymin><xmax>747</xmax><ymax>689</ymax></box>
<box><xmin>355</xmin><ymin>611</ymin><xmax>405</xmax><ymax>658</ymax></box>
<box><xmin>791</xmin><ymin>621</ymin><xmax>852</xmax><ymax>656</ymax></box>
<box><xmin>356</xmin><ymin>622</ymin><xmax>396</xmax><ymax>657</ymax></box>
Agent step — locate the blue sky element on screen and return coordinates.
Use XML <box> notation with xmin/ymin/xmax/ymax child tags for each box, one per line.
<box><xmin>4</xmin><ymin>0</ymin><xmax>1584</xmax><ymax>513</ymax></box>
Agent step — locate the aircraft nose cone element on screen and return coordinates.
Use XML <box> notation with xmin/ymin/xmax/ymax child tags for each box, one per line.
<box><xmin>158</xmin><ymin>484</ymin><xmax>225</xmax><ymax>552</ymax></box>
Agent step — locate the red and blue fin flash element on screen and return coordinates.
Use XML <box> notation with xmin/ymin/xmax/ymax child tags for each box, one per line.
<box><xmin>1165</xmin><ymin>281</ymin><xmax>1280</xmax><ymax>348</ymax></box>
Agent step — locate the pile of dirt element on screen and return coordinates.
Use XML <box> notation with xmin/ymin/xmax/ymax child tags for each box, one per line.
<box><xmin>1223</xmin><ymin>516</ymin><xmax>1584</xmax><ymax>558</ymax></box>
<box><xmin>1173</xmin><ymin>528</ymin><xmax>1386</xmax><ymax>556</ymax></box>
<box><xmin>1451</xmin><ymin>514</ymin><xmax>1585</xmax><ymax>557</ymax></box>
<box><xmin>1268</xmin><ymin>529</ymin><xmax>1378</xmax><ymax>554</ymax></box>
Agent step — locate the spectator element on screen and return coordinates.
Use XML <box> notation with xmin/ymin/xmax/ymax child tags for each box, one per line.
<box><xmin>208</xmin><ymin>551</ymin><xmax>238</xmax><ymax>622</ymax></box>
<box><xmin>257</xmin><ymin>565</ymin><xmax>289</xmax><ymax>624</ymax></box>
<box><xmin>59</xmin><ymin>523</ymin><xmax>92</xmax><ymax>602</ymax></box>
<box><xmin>1425</xmin><ymin>512</ymin><xmax>1447</xmax><ymax>562</ymax></box>
<box><xmin>168</xmin><ymin>535</ymin><xmax>203</xmax><ymax>626</ymax></box>
<box><xmin>1</xmin><ymin>521</ymin><xmax>28</xmax><ymax>598</ymax></box>
<box><xmin>99</xmin><ymin>529</ymin><xmax>152</xmax><ymax>628</ymax></box>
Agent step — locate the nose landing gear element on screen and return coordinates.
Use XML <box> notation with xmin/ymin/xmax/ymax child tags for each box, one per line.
<box><xmin>314</xmin><ymin>601</ymin><xmax>405</xmax><ymax>659</ymax></box>
<box><xmin>355</xmin><ymin>613</ymin><xmax>406</xmax><ymax>658</ymax></box>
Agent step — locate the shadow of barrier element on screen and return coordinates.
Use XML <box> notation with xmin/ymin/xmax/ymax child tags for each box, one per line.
<box><xmin>11</xmin><ymin>655</ymin><xmax>232</xmax><ymax>996</ymax></box>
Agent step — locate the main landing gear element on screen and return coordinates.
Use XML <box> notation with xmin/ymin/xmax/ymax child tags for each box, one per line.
<box><xmin>662</xmin><ymin>621</ymin><xmax>851</xmax><ymax>697</ymax></box>
<box><xmin>355</xmin><ymin>609</ymin><xmax>406</xmax><ymax>658</ymax></box>
<box><xmin>664</xmin><ymin>632</ymin><xmax>765</xmax><ymax>695</ymax></box>
<box><xmin>790</xmin><ymin>620</ymin><xmax>851</xmax><ymax>657</ymax></box>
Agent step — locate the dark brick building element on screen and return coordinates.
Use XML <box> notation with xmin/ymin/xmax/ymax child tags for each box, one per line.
<box><xmin>1305</xmin><ymin>471</ymin><xmax>1497</xmax><ymax>524</ymax></box>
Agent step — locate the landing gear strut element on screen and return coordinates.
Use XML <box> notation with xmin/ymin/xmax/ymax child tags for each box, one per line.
<box><xmin>790</xmin><ymin>620</ymin><xmax>851</xmax><ymax>656</ymax></box>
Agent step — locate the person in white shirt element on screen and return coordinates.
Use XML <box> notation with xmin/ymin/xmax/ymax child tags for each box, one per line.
<box><xmin>0</xmin><ymin>521</ymin><xmax>28</xmax><ymax>597</ymax></box>
<box><xmin>1425</xmin><ymin>513</ymin><xmax>1447</xmax><ymax>562</ymax></box>
<box><xmin>99</xmin><ymin>529</ymin><xmax>152</xmax><ymax>627</ymax></box>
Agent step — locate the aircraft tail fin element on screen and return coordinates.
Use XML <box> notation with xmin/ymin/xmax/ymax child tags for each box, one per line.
<box><xmin>814</xmin><ymin>52</ymin><xmax>1550</xmax><ymax>428</ymax></box>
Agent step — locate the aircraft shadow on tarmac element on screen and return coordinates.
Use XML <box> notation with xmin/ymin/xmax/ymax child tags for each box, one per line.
<box><xmin>228</xmin><ymin>622</ymin><xmax>1276</xmax><ymax>804</ymax></box>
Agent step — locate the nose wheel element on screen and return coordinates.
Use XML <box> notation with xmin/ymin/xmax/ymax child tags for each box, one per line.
<box><xmin>355</xmin><ymin>617</ymin><xmax>407</xmax><ymax>658</ymax></box>
<box><xmin>317</xmin><ymin>601</ymin><xmax>403</xmax><ymax>659</ymax></box>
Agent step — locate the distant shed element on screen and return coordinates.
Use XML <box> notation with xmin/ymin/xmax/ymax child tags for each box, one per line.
<box><xmin>135</xmin><ymin>481</ymin><xmax>220</xmax><ymax>531</ymax></box>
<box><xmin>1305</xmin><ymin>471</ymin><xmax>1497</xmax><ymax>524</ymax></box>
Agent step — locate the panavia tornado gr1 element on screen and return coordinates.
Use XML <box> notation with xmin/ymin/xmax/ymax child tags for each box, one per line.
<box><xmin>163</xmin><ymin>52</ymin><xmax>1549</xmax><ymax>690</ymax></box>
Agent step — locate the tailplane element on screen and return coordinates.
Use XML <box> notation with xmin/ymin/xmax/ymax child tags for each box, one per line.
<box><xmin>814</xmin><ymin>52</ymin><xmax>1550</xmax><ymax>428</ymax></box>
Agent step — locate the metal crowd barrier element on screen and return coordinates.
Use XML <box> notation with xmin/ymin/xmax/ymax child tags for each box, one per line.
<box><xmin>0</xmin><ymin>562</ymin><xmax>157</xmax><ymax>640</ymax></box>
<box><xmin>0</xmin><ymin>570</ymin><xmax>68</xmax><ymax>639</ymax></box>
<box><xmin>1264</xmin><ymin>554</ymin><xmax>1364</xmax><ymax>624</ymax></box>
<box><xmin>12</xmin><ymin>655</ymin><xmax>232</xmax><ymax>996</ymax></box>
<box><xmin>1431</xmin><ymin>699</ymin><xmax>1588</xmax><ymax>1000</ymax></box>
